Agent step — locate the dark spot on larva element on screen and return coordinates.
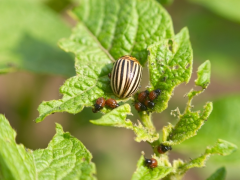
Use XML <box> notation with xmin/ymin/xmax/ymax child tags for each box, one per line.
<box><xmin>148</xmin><ymin>51</ymin><xmax>150</xmax><ymax>56</ymax></box>
<box><xmin>185</xmin><ymin>63</ymin><xmax>190</xmax><ymax>69</ymax></box>
<box><xmin>151</xmin><ymin>63</ymin><xmax>154</xmax><ymax>65</ymax></box>
<box><xmin>162</xmin><ymin>77</ymin><xmax>167</xmax><ymax>81</ymax></box>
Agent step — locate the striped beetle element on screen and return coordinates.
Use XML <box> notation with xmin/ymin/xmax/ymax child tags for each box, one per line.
<box><xmin>110</xmin><ymin>55</ymin><xmax>142</xmax><ymax>98</ymax></box>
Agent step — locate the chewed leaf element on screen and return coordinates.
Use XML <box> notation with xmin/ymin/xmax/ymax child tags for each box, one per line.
<box><xmin>164</xmin><ymin>139</ymin><xmax>237</xmax><ymax>179</ymax></box>
<box><xmin>0</xmin><ymin>114</ymin><xmax>96</xmax><ymax>180</ymax></box>
<box><xmin>0</xmin><ymin>114</ymin><xmax>36</xmax><ymax>180</ymax></box>
<box><xmin>205</xmin><ymin>139</ymin><xmax>237</xmax><ymax>156</ymax></box>
<box><xmin>90</xmin><ymin>104</ymin><xmax>158</xmax><ymax>143</ymax></box>
<box><xmin>206</xmin><ymin>167</ymin><xmax>226</xmax><ymax>180</ymax></box>
<box><xmin>148</xmin><ymin>27</ymin><xmax>193</xmax><ymax>113</ymax></box>
<box><xmin>36</xmin><ymin>0</ymin><xmax>174</xmax><ymax>123</ymax></box>
<box><xmin>195</xmin><ymin>60</ymin><xmax>211</xmax><ymax>89</ymax></box>
<box><xmin>33</xmin><ymin>124</ymin><xmax>96</xmax><ymax>180</ymax></box>
<box><xmin>162</xmin><ymin>60</ymin><xmax>213</xmax><ymax>146</ymax></box>
<box><xmin>90</xmin><ymin>104</ymin><xmax>133</xmax><ymax>128</ymax></box>
<box><xmin>162</xmin><ymin>123</ymin><xmax>174</xmax><ymax>142</ymax></box>
<box><xmin>131</xmin><ymin>155</ymin><xmax>172</xmax><ymax>180</ymax></box>
<box><xmin>133</xmin><ymin>121</ymin><xmax>159</xmax><ymax>143</ymax></box>
<box><xmin>162</xmin><ymin>101</ymin><xmax>213</xmax><ymax>146</ymax></box>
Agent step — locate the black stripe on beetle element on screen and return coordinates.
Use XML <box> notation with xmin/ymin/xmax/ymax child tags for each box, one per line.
<box><xmin>110</xmin><ymin>56</ymin><xmax>142</xmax><ymax>98</ymax></box>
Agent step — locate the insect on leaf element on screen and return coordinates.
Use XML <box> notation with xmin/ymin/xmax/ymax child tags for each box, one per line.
<box><xmin>35</xmin><ymin>0</ymin><xmax>174</xmax><ymax>123</ymax></box>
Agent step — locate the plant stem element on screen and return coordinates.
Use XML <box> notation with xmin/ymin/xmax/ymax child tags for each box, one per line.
<box><xmin>139</xmin><ymin>111</ymin><xmax>155</xmax><ymax>131</ymax></box>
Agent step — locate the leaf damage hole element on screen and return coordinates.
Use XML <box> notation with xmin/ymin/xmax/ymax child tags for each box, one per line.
<box><xmin>168</xmin><ymin>39</ymin><xmax>173</xmax><ymax>52</ymax></box>
<box><xmin>185</xmin><ymin>63</ymin><xmax>190</xmax><ymax>69</ymax></box>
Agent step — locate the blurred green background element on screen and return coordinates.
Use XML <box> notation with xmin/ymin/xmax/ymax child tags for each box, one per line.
<box><xmin>0</xmin><ymin>0</ymin><xmax>240</xmax><ymax>179</ymax></box>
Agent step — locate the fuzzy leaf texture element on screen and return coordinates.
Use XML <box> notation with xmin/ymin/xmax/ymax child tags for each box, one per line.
<box><xmin>33</xmin><ymin>123</ymin><xmax>96</xmax><ymax>180</ymax></box>
<box><xmin>162</xmin><ymin>60</ymin><xmax>212</xmax><ymax>145</ymax></box>
<box><xmin>163</xmin><ymin>139</ymin><xmax>237</xmax><ymax>179</ymax></box>
<box><xmin>0</xmin><ymin>114</ymin><xmax>96</xmax><ymax>180</ymax></box>
<box><xmin>180</xmin><ymin>95</ymin><xmax>240</xmax><ymax>165</ymax></box>
<box><xmin>36</xmin><ymin>0</ymin><xmax>174</xmax><ymax>123</ymax></box>
<box><xmin>90</xmin><ymin>104</ymin><xmax>159</xmax><ymax>142</ymax></box>
<box><xmin>0</xmin><ymin>0</ymin><xmax>74</xmax><ymax>76</ymax></box>
<box><xmin>195</xmin><ymin>60</ymin><xmax>211</xmax><ymax>89</ymax></box>
<box><xmin>90</xmin><ymin>104</ymin><xmax>133</xmax><ymax>128</ymax></box>
<box><xmin>148</xmin><ymin>27</ymin><xmax>193</xmax><ymax>113</ymax></box>
<box><xmin>0</xmin><ymin>114</ymin><xmax>36</xmax><ymax>180</ymax></box>
<box><xmin>131</xmin><ymin>155</ymin><xmax>172</xmax><ymax>180</ymax></box>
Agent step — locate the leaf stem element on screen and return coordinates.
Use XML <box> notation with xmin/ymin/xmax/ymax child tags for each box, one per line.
<box><xmin>139</xmin><ymin>112</ymin><xmax>155</xmax><ymax>131</ymax></box>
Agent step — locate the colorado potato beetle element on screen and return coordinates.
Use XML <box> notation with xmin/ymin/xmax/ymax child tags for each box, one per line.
<box><xmin>145</xmin><ymin>158</ymin><xmax>158</xmax><ymax>168</ymax></box>
<box><xmin>105</xmin><ymin>98</ymin><xmax>120</xmax><ymax>109</ymax></box>
<box><xmin>110</xmin><ymin>55</ymin><xmax>142</xmax><ymax>98</ymax></box>
<box><xmin>157</xmin><ymin>144</ymin><xmax>172</xmax><ymax>154</ymax></box>
<box><xmin>92</xmin><ymin>97</ymin><xmax>105</xmax><ymax>113</ymax></box>
<box><xmin>149</xmin><ymin>89</ymin><xmax>161</xmax><ymax>101</ymax></box>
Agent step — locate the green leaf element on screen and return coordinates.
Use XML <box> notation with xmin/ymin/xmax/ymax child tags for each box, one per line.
<box><xmin>205</xmin><ymin>139</ymin><xmax>237</xmax><ymax>156</ymax></box>
<box><xmin>161</xmin><ymin>59</ymin><xmax>212</xmax><ymax>146</ymax></box>
<box><xmin>36</xmin><ymin>62</ymin><xmax>113</xmax><ymax>123</ymax></box>
<box><xmin>36</xmin><ymin>0</ymin><xmax>174</xmax><ymax>122</ymax></box>
<box><xmin>148</xmin><ymin>27</ymin><xmax>193</xmax><ymax>113</ymax></box>
<box><xmin>162</xmin><ymin>101</ymin><xmax>212</xmax><ymax>146</ymax></box>
<box><xmin>72</xmin><ymin>0</ymin><xmax>174</xmax><ymax>65</ymax></box>
<box><xmin>162</xmin><ymin>123</ymin><xmax>174</xmax><ymax>142</ymax></box>
<box><xmin>0</xmin><ymin>114</ymin><xmax>36</xmax><ymax>180</ymax></box>
<box><xmin>33</xmin><ymin>123</ymin><xmax>96</xmax><ymax>180</ymax></box>
<box><xmin>177</xmin><ymin>95</ymin><xmax>240</xmax><ymax>164</ymax></box>
<box><xmin>0</xmin><ymin>0</ymin><xmax>75</xmax><ymax>76</ymax></box>
<box><xmin>90</xmin><ymin>104</ymin><xmax>133</xmax><ymax>128</ymax></box>
<box><xmin>133</xmin><ymin>121</ymin><xmax>159</xmax><ymax>143</ymax></box>
<box><xmin>164</xmin><ymin>139</ymin><xmax>236</xmax><ymax>179</ymax></box>
<box><xmin>90</xmin><ymin>104</ymin><xmax>158</xmax><ymax>142</ymax></box>
<box><xmin>131</xmin><ymin>155</ymin><xmax>172</xmax><ymax>180</ymax></box>
<box><xmin>206</xmin><ymin>167</ymin><xmax>226</xmax><ymax>180</ymax></box>
<box><xmin>0</xmin><ymin>114</ymin><xmax>96</xmax><ymax>179</ymax></box>
<box><xmin>189</xmin><ymin>0</ymin><xmax>240</xmax><ymax>23</ymax></box>
<box><xmin>195</xmin><ymin>60</ymin><xmax>211</xmax><ymax>89</ymax></box>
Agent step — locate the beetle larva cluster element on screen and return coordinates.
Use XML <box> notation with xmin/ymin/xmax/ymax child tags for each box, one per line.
<box><xmin>135</xmin><ymin>89</ymin><xmax>161</xmax><ymax>112</ymax></box>
<box><xmin>110</xmin><ymin>55</ymin><xmax>143</xmax><ymax>98</ymax></box>
<box><xmin>92</xmin><ymin>97</ymin><xmax>120</xmax><ymax>113</ymax></box>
